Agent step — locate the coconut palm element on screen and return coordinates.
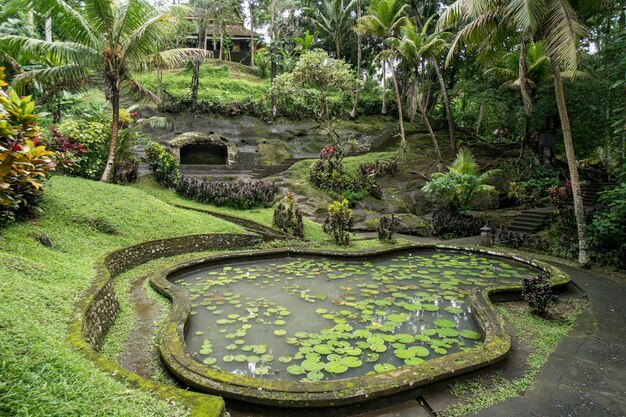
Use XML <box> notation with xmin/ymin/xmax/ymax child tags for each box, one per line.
<box><xmin>438</xmin><ymin>0</ymin><xmax>606</xmax><ymax>266</ymax></box>
<box><xmin>393</xmin><ymin>18</ymin><xmax>448</xmax><ymax>167</ymax></box>
<box><xmin>306</xmin><ymin>0</ymin><xmax>356</xmax><ymax>59</ymax></box>
<box><xmin>356</xmin><ymin>0</ymin><xmax>410</xmax><ymax>143</ymax></box>
<box><xmin>0</xmin><ymin>0</ymin><xmax>207</xmax><ymax>182</ymax></box>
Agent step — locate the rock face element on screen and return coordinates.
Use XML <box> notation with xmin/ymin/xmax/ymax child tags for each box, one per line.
<box><xmin>168</xmin><ymin>132</ymin><xmax>239</xmax><ymax>166</ymax></box>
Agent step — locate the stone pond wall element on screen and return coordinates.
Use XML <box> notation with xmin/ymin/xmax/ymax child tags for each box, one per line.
<box><xmin>82</xmin><ymin>233</ymin><xmax>260</xmax><ymax>351</ymax></box>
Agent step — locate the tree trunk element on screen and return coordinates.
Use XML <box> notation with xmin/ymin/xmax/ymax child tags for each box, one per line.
<box><xmin>381</xmin><ymin>59</ymin><xmax>387</xmax><ymax>114</ymax></box>
<box><xmin>335</xmin><ymin>35</ymin><xmax>341</xmax><ymax>59</ymax></box>
<box><xmin>519</xmin><ymin>35</ymin><xmax>532</xmax><ymax>116</ymax></box>
<box><xmin>416</xmin><ymin>77</ymin><xmax>442</xmax><ymax>168</ymax></box>
<box><xmin>432</xmin><ymin>59</ymin><xmax>456</xmax><ymax>154</ymax></box>
<box><xmin>157</xmin><ymin>66</ymin><xmax>163</xmax><ymax>99</ymax></box>
<box><xmin>27</xmin><ymin>11</ymin><xmax>34</xmax><ymax>36</ymax></box>
<box><xmin>250</xmin><ymin>5</ymin><xmax>255</xmax><ymax>66</ymax></box>
<box><xmin>270</xmin><ymin>58</ymin><xmax>277</xmax><ymax>120</ymax></box>
<box><xmin>219</xmin><ymin>28</ymin><xmax>224</xmax><ymax>60</ymax></box>
<box><xmin>101</xmin><ymin>83</ymin><xmax>120</xmax><ymax>183</ymax></box>
<box><xmin>475</xmin><ymin>101</ymin><xmax>484</xmax><ymax>134</ymax></box>
<box><xmin>350</xmin><ymin>0</ymin><xmax>362</xmax><ymax>119</ymax></box>
<box><xmin>551</xmin><ymin>57</ymin><xmax>590</xmax><ymax>267</ymax></box>
<box><xmin>388</xmin><ymin>58</ymin><xmax>406</xmax><ymax>148</ymax></box>
<box><xmin>45</xmin><ymin>17</ymin><xmax>52</xmax><ymax>42</ymax></box>
<box><xmin>191</xmin><ymin>25</ymin><xmax>205</xmax><ymax>112</ymax></box>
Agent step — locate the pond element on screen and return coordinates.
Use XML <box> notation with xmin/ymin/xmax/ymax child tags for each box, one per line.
<box><xmin>171</xmin><ymin>250</ymin><xmax>535</xmax><ymax>384</ymax></box>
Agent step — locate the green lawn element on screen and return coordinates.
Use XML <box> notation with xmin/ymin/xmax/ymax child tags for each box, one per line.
<box><xmin>0</xmin><ymin>175</ymin><xmax>245</xmax><ymax>417</ymax></box>
<box><xmin>134</xmin><ymin>61</ymin><xmax>269</xmax><ymax>103</ymax></box>
<box><xmin>133</xmin><ymin>177</ymin><xmax>328</xmax><ymax>242</ymax></box>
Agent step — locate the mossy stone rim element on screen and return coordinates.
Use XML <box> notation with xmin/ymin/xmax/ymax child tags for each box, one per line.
<box><xmin>152</xmin><ymin>244</ymin><xmax>570</xmax><ymax>407</ymax></box>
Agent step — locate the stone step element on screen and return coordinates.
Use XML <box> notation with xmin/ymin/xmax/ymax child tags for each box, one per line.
<box><xmin>507</xmin><ymin>226</ymin><xmax>536</xmax><ymax>233</ymax></box>
<box><xmin>510</xmin><ymin>219</ymin><xmax>543</xmax><ymax>228</ymax></box>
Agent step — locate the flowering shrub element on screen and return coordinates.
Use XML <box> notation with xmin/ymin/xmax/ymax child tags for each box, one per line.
<box><xmin>548</xmin><ymin>180</ymin><xmax>572</xmax><ymax>210</ymax></box>
<box><xmin>47</xmin><ymin>120</ymin><xmax>110</xmax><ymax>179</ymax></box>
<box><xmin>522</xmin><ymin>273</ymin><xmax>557</xmax><ymax>317</ymax></box>
<box><xmin>273</xmin><ymin>192</ymin><xmax>304</xmax><ymax>238</ymax></box>
<box><xmin>176</xmin><ymin>176</ymin><xmax>278</xmax><ymax>209</ymax></box>
<box><xmin>144</xmin><ymin>142</ymin><xmax>180</xmax><ymax>188</ymax></box>
<box><xmin>0</xmin><ymin>71</ymin><xmax>55</xmax><ymax>226</ymax></box>
<box><xmin>358</xmin><ymin>159</ymin><xmax>398</xmax><ymax>179</ymax></box>
<box><xmin>323</xmin><ymin>199</ymin><xmax>353</xmax><ymax>246</ymax></box>
<box><xmin>377</xmin><ymin>214</ymin><xmax>399</xmax><ymax>243</ymax></box>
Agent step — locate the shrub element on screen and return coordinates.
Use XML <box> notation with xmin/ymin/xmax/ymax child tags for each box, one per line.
<box><xmin>431</xmin><ymin>209</ymin><xmax>483</xmax><ymax>239</ymax></box>
<box><xmin>522</xmin><ymin>273</ymin><xmax>557</xmax><ymax>318</ymax></box>
<box><xmin>144</xmin><ymin>142</ymin><xmax>180</xmax><ymax>188</ymax></box>
<box><xmin>176</xmin><ymin>176</ymin><xmax>278</xmax><ymax>209</ymax></box>
<box><xmin>0</xmin><ymin>76</ymin><xmax>55</xmax><ymax>226</ymax></box>
<box><xmin>548</xmin><ymin>180</ymin><xmax>573</xmax><ymax>210</ymax></box>
<box><xmin>377</xmin><ymin>214</ymin><xmax>399</xmax><ymax>243</ymax></box>
<box><xmin>422</xmin><ymin>148</ymin><xmax>499</xmax><ymax>213</ymax></box>
<box><xmin>359</xmin><ymin>159</ymin><xmax>398</xmax><ymax>178</ymax></box>
<box><xmin>112</xmin><ymin>157</ymin><xmax>139</xmax><ymax>185</ymax></box>
<box><xmin>323</xmin><ymin>199</ymin><xmax>353</xmax><ymax>246</ymax></box>
<box><xmin>588</xmin><ymin>181</ymin><xmax>626</xmax><ymax>268</ymax></box>
<box><xmin>273</xmin><ymin>192</ymin><xmax>304</xmax><ymax>238</ymax></box>
<box><xmin>310</xmin><ymin>145</ymin><xmax>381</xmax><ymax>204</ymax></box>
<box><xmin>50</xmin><ymin>120</ymin><xmax>110</xmax><ymax>179</ymax></box>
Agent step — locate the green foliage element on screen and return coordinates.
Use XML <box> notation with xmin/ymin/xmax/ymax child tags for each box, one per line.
<box><xmin>377</xmin><ymin>214</ymin><xmax>399</xmax><ymax>243</ymax></box>
<box><xmin>175</xmin><ymin>176</ymin><xmax>279</xmax><ymax>209</ymax></box>
<box><xmin>431</xmin><ymin>209</ymin><xmax>484</xmax><ymax>239</ymax></box>
<box><xmin>54</xmin><ymin>119</ymin><xmax>110</xmax><ymax>179</ymax></box>
<box><xmin>323</xmin><ymin>199</ymin><xmax>353</xmax><ymax>246</ymax></box>
<box><xmin>0</xmin><ymin>175</ymin><xmax>243</xmax><ymax>417</ymax></box>
<box><xmin>272</xmin><ymin>50</ymin><xmax>356</xmax><ymax>121</ymax></box>
<box><xmin>588</xmin><ymin>180</ymin><xmax>626</xmax><ymax>268</ymax></box>
<box><xmin>144</xmin><ymin>142</ymin><xmax>180</xmax><ymax>188</ymax></box>
<box><xmin>273</xmin><ymin>192</ymin><xmax>304</xmax><ymax>238</ymax></box>
<box><xmin>522</xmin><ymin>273</ymin><xmax>558</xmax><ymax>317</ymax></box>
<box><xmin>0</xmin><ymin>78</ymin><xmax>55</xmax><ymax>226</ymax></box>
<box><xmin>422</xmin><ymin>148</ymin><xmax>499</xmax><ymax>212</ymax></box>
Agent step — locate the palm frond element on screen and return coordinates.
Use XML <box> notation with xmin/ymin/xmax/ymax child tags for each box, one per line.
<box><xmin>505</xmin><ymin>0</ymin><xmax>547</xmax><ymax>33</ymax></box>
<box><xmin>544</xmin><ymin>0</ymin><xmax>586</xmax><ymax>71</ymax></box>
<box><xmin>122</xmin><ymin>78</ymin><xmax>161</xmax><ymax>104</ymax></box>
<box><xmin>0</xmin><ymin>36</ymin><xmax>100</xmax><ymax>68</ymax></box>
<box><xmin>12</xmin><ymin>64</ymin><xmax>94</xmax><ymax>90</ymax></box>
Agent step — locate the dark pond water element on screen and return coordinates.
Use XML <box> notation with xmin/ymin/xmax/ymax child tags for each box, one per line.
<box><xmin>171</xmin><ymin>251</ymin><xmax>536</xmax><ymax>383</ymax></box>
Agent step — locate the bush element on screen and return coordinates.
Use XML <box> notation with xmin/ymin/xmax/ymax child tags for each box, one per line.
<box><xmin>144</xmin><ymin>142</ymin><xmax>180</xmax><ymax>188</ymax></box>
<box><xmin>359</xmin><ymin>159</ymin><xmax>398</xmax><ymax>178</ymax></box>
<box><xmin>0</xmin><ymin>78</ymin><xmax>55</xmax><ymax>226</ymax></box>
<box><xmin>112</xmin><ymin>157</ymin><xmax>139</xmax><ymax>185</ymax></box>
<box><xmin>431</xmin><ymin>209</ymin><xmax>483</xmax><ymax>239</ymax></box>
<box><xmin>422</xmin><ymin>149</ymin><xmax>499</xmax><ymax>213</ymax></box>
<box><xmin>323</xmin><ymin>199</ymin><xmax>353</xmax><ymax>246</ymax></box>
<box><xmin>548</xmin><ymin>180</ymin><xmax>573</xmax><ymax>211</ymax></box>
<box><xmin>273</xmin><ymin>192</ymin><xmax>304</xmax><ymax>238</ymax></box>
<box><xmin>522</xmin><ymin>273</ymin><xmax>557</xmax><ymax>317</ymax></box>
<box><xmin>377</xmin><ymin>214</ymin><xmax>400</xmax><ymax>243</ymax></box>
<box><xmin>310</xmin><ymin>145</ymin><xmax>381</xmax><ymax>204</ymax></box>
<box><xmin>176</xmin><ymin>175</ymin><xmax>278</xmax><ymax>209</ymax></box>
<box><xmin>49</xmin><ymin>120</ymin><xmax>110</xmax><ymax>179</ymax></box>
<box><xmin>588</xmin><ymin>181</ymin><xmax>626</xmax><ymax>268</ymax></box>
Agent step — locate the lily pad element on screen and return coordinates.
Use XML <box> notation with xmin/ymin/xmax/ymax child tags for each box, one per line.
<box><xmin>325</xmin><ymin>361</ymin><xmax>349</xmax><ymax>374</ymax></box>
<box><xmin>373</xmin><ymin>363</ymin><xmax>396</xmax><ymax>373</ymax></box>
<box><xmin>287</xmin><ymin>365</ymin><xmax>305</xmax><ymax>375</ymax></box>
<box><xmin>459</xmin><ymin>329</ymin><xmax>481</xmax><ymax>340</ymax></box>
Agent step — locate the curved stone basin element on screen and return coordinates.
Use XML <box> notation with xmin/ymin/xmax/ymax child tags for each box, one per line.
<box><xmin>152</xmin><ymin>245</ymin><xmax>570</xmax><ymax>407</ymax></box>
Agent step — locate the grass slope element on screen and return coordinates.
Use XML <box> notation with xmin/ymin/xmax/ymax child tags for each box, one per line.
<box><xmin>0</xmin><ymin>175</ymin><xmax>245</xmax><ymax>417</ymax></box>
<box><xmin>134</xmin><ymin>61</ymin><xmax>269</xmax><ymax>104</ymax></box>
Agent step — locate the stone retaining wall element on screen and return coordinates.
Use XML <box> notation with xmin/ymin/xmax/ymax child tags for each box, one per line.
<box><xmin>83</xmin><ymin>233</ymin><xmax>260</xmax><ymax>351</ymax></box>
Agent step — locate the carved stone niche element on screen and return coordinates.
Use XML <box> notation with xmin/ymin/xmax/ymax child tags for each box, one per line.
<box><xmin>168</xmin><ymin>132</ymin><xmax>238</xmax><ymax>166</ymax></box>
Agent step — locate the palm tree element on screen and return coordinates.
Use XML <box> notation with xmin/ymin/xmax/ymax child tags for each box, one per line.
<box><xmin>306</xmin><ymin>0</ymin><xmax>356</xmax><ymax>59</ymax></box>
<box><xmin>393</xmin><ymin>19</ymin><xmax>448</xmax><ymax>167</ymax></box>
<box><xmin>189</xmin><ymin>0</ymin><xmax>213</xmax><ymax>111</ymax></box>
<box><xmin>356</xmin><ymin>0</ymin><xmax>410</xmax><ymax>144</ymax></box>
<box><xmin>438</xmin><ymin>0</ymin><xmax>606</xmax><ymax>266</ymax></box>
<box><xmin>484</xmin><ymin>40</ymin><xmax>553</xmax><ymax>157</ymax></box>
<box><xmin>0</xmin><ymin>0</ymin><xmax>207</xmax><ymax>182</ymax></box>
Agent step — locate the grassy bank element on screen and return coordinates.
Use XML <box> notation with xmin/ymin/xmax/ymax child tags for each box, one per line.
<box><xmin>134</xmin><ymin>61</ymin><xmax>269</xmax><ymax>104</ymax></box>
<box><xmin>0</xmin><ymin>175</ymin><xmax>245</xmax><ymax>417</ymax></box>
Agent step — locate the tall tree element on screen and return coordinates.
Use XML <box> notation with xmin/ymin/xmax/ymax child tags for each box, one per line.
<box><xmin>438</xmin><ymin>0</ymin><xmax>607</xmax><ymax>267</ymax></box>
<box><xmin>393</xmin><ymin>19</ymin><xmax>447</xmax><ymax>166</ymax></box>
<box><xmin>350</xmin><ymin>0</ymin><xmax>362</xmax><ymax>118</ymax></box>
<box><xmin>305</xmin><ymin>0</ymin><xmax>356</xmax><ymax>59</ymax></box>
<box><xmin>356</xmin><ymin>0</ymin><xmax>411</xmax><ymax>143</ymax></box>
<box><xmin>0</xmin><ymin>0</ymin><xmax>207</xmax><ymax>182</ymax></box>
